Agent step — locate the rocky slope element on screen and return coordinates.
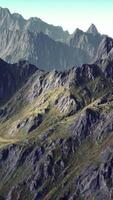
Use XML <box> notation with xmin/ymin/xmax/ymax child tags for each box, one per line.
<box><xmin>0</xmin><ymin>59</ymin><xmax>38</xmax><ymax>106</ymax></box>
<box><xmin>0</xmin><ymin>55</ymin><xmax>113</xmax><ymax>199</ymax></box>
<box><xmin>0</xmin><ymin>7</ymin><xmax>108</xmax><ymax>70</ymax></box>
<box><xmin>95</xmin><ymin>36</ymin><xmax>113</xmax><ymax>61</ymax></box>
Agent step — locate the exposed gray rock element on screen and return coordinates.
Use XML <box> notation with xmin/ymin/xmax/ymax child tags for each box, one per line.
<box><xmin>73</xmin><ymin>147</ymin><xmax>113</xmax><ymax>200</ymax></box>
<box><xmin>95</xmin><ymin>36</ymin><xmax>113</xmax><ymax>61</ymax></box>
<box><xmin>0</xmin><ymin>59</ymin><xmax>37</xmax><ymax>106</ymax></box>
<box><xmin>69</xmin><ymin>25</ymin><xmax>103</xmax><ymax>64</ymax></box>
<box><xmin>56</xmin><ymin>95</ymin><xmax>77</xmax><ymax>115</ymax></box>
<box><xmin>70</xmin><ymin>108</ymin><xmax>100</xmax><ymax>142</ymax></box>
<box><xmin>17</xmin><ymin>113</ymin><xmax>43</xmax><ymax>133</ymax></box>
<box><xmin>87</xmin><ymin>24</ymin><xmax>99</xmax><ymax>35</ymax></box>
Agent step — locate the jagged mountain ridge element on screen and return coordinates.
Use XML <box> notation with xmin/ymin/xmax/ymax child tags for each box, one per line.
<box><xmin>0</xmin><ymin>56</ymin><xmax>113</xmax><ymax>199</ymax></box>
<box><xmin>0</xmin><ymin>7</ymin><xmax>69</xmax><ymax>42</ymax></box>
<box><xmin>69</xmin><ymin>26</ymin><xmax>103</xmax><ymax>63</ymax></box>
<box><xmin>0</xmin><ymin>29</ymin><xmax>90</xmax><ymax>71</ymax></box>
<box><xmin>0</xmin><ymin>7</ymin><xmax>109</xmax><ymax>70</ymax></box>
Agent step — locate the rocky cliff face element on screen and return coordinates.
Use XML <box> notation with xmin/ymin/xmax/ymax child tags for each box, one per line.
<box><xmin>0</xmin><ymin>7</ymin><xmax>108</xmax><ymax>70</ymax></box>
<box><xmin>69</xmin><ymin>25</ymin><xmax>103</xmax><ymax>63</ymax></box>
<box><xmin>0</xmin><ymin>59</ymin><xmax>38</xmax><ymax>106</ymax></box>
<box><xmin>0</xmin><ymin>27</ymin><xmax>90</xmax><ymax>70</ymax></box>
<box><xmin>0</xmin><ymin>7</ymin><xmax>69</xmax><ymax>43</ymax></box>
<box><xmin>0</xmin><ymin>56</ymin><xmax>113</xmax><ymax>199</ymax></box>
<box><xmin>95</xmin><ymin>36</ymin><xmax>113</xmax><ymax>61</ymax></box>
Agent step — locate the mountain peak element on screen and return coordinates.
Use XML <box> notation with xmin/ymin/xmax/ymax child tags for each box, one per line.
<box><xmin>87</xmin><ymin>24</ymin><xmax>99</xmax><ymax>35</ymax></box>
<box><xmin>74</xmin><ymin>28</ymin><xmax>83</xmax><ymax>34</ymax></box>
<box><xmin>0</xmin><ymin>7</ymin><xmax>10</xmax><ymax>15</ymax></box>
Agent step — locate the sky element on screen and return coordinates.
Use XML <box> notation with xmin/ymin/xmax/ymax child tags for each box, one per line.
<box><xmin>0</xmin><ymin>0</ymin><xmax>113</xmax><ymax>37</ymax></box>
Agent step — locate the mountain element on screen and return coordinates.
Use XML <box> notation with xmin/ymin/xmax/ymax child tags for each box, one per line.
<box><xmin>1</xmin><ymin>6</ymin><xmax>113</xmax><ymax>200</ymax></box>
<box><xmin>87</xmin><ymin>23</ymin><xmax>99</xmax><ymax>35</ymax></box>
<box><xmin>0</xmin><ymin>56</ymin><xmax>113</xmax><ymax>199</ymax></box>
<box><xmin>69</xmin><ymin>26</ymin><xmax>104</xmax><ymax>64</ymax></box>
<box><xmin>0</xmin><ymin>7</ymin><xmax>107</xmax><ymax>70</ymax></box>
<box><xmin>0</xmin><ymin>7</ymin><xmax>69</xmax><ymax>42</ymax></box>
<box><xmin>0</xmin><ymin>29</ymin><xmax>90</xmax><ymax>71</ymax></box>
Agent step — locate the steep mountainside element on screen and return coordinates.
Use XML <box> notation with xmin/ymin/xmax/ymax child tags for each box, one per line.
<box><xmin>1</xmin><ymin>56</ymin><xmax>113</xmax><ymax>199</ymax></box>
<box><xmin>0</xmin><ymin>7</ymin><xmax>69</xmax><ymax>42</ymax></box>
<box><xmin>69</xmin><ymin>24</ymin><xmax>103</xmax><ymax>63</ymax></box>
<box><xmin>0</xmin><ymin>29</ymin><xmax>89</xmax><ymax>71</ymax></box>
<box><xmin>0</xmin><ymin>59</ymin><xmax>38</xmax><ymax>106</ymax></box>
<box><xmin>95</xmin><ymin>36</ymin><xmax>113</xmax><ymax>60</ymax></box>
<box><xmin>0</xmin><ymin>7</ymin><xmax>107</xmax><ymax>70</ymax></box>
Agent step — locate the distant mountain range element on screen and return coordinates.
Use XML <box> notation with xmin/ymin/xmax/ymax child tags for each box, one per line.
<box><xmin>0</xmin><ymin>7</ymin><xmax>113</xmax><ymax>70</ymax></box>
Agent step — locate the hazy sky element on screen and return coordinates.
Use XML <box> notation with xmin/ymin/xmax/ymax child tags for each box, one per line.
<box><xmin>0</xmin><ymin>0</ymin><xmax>113</xmax><ymax>36</ymax></box>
